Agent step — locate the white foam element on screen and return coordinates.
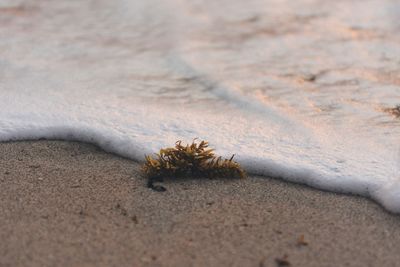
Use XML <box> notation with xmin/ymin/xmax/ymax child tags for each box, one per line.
<box><xmin>1</xmin><ymin>0</ymin><xmax>400</xmax><ymax>212</ymax></box>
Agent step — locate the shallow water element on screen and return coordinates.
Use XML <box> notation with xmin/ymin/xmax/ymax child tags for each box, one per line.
<box><xmin>1</xmin><ymin>0</ymin><xmax>400</xmax><ymax>211</ymax></box>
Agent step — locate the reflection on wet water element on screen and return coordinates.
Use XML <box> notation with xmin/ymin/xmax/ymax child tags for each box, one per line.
<box><xmin>172</xmin><ymin>0</ymin><xmax>400</xmax><ymax>135</ymax></box>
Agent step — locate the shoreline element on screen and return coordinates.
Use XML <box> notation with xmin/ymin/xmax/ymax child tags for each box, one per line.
<box><xmin>1</xmin><ymin>140</ymin><xmax>400</xmax><ymax>267</ymax></box>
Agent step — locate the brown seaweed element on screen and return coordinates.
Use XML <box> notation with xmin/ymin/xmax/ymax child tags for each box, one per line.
<box><xmin>384</xmin><ymin>105</ymin><xmax>400</xmax><ymax>118</ymax></box>
<box><xmin>142</xmin><ymin>139</ymin><xmax>245</xmax><ymax>191</ymax></box>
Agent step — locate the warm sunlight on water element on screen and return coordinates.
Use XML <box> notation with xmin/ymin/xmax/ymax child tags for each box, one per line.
<box><xmin>0</xmin><ymin>0</ymin><xmax>400</xmax><ymax>211</ymax></box>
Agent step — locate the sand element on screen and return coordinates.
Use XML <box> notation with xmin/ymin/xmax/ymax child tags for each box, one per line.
<box><xmin>1</xmin><ymin>140</ymin><xmax>400</xmax><ymax>267</ymax></box>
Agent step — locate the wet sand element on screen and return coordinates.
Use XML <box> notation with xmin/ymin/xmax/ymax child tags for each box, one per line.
<box><xmin>1</xmin><ymin>140</ymin><xmax>400</xmax><ymax>267</ymax></box>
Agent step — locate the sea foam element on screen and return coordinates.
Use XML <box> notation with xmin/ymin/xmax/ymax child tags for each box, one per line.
<box><xmin>0</xmin><ymin>0</ymin><xmax>400</xmax><ymax>211</ymax></box>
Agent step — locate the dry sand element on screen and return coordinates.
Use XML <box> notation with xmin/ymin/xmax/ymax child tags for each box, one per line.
<box><xmin>1</xmin><ymin>140</ymin><xmax>400</xmax><ymax>267</ymax></box>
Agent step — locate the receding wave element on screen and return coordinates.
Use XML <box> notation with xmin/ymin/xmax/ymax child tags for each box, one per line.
<box><xmin>0</xmin><ymin>0</ymin><xmax>399</xmax><ymax>211</ymax></box>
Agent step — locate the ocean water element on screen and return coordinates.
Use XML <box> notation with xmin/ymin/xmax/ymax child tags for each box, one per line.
<box><xmin>1</xmin><ymin>0</ymin><xmax>400</xmax><ymax>211</ymax></box>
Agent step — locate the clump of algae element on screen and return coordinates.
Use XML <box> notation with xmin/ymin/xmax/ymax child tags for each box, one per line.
<box><xmin>385</xmin><ymin>105</ymin><xmax>400</xmax><ymax>118</ymax></box>
<box><xmin>142</xmin><ymin>139</ymin><xmax>245</xmax><ymax>191</ymax></box>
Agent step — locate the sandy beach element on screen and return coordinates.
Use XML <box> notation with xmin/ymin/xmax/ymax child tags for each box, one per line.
<box><xmin>0</xmin><ymin>140</ymin><xmax>399</xmax><ymax>267</ymax></box>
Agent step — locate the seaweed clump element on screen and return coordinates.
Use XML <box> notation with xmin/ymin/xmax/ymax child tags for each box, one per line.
<box><xmin>384</xmin><ymin>105</ymin><xmax>400</xmax><ymax>118</ymax></box>
<box><xmin>143</xmin><ymin>139</ymin><xmax>245</xmax><ymax>191</ymax></box>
